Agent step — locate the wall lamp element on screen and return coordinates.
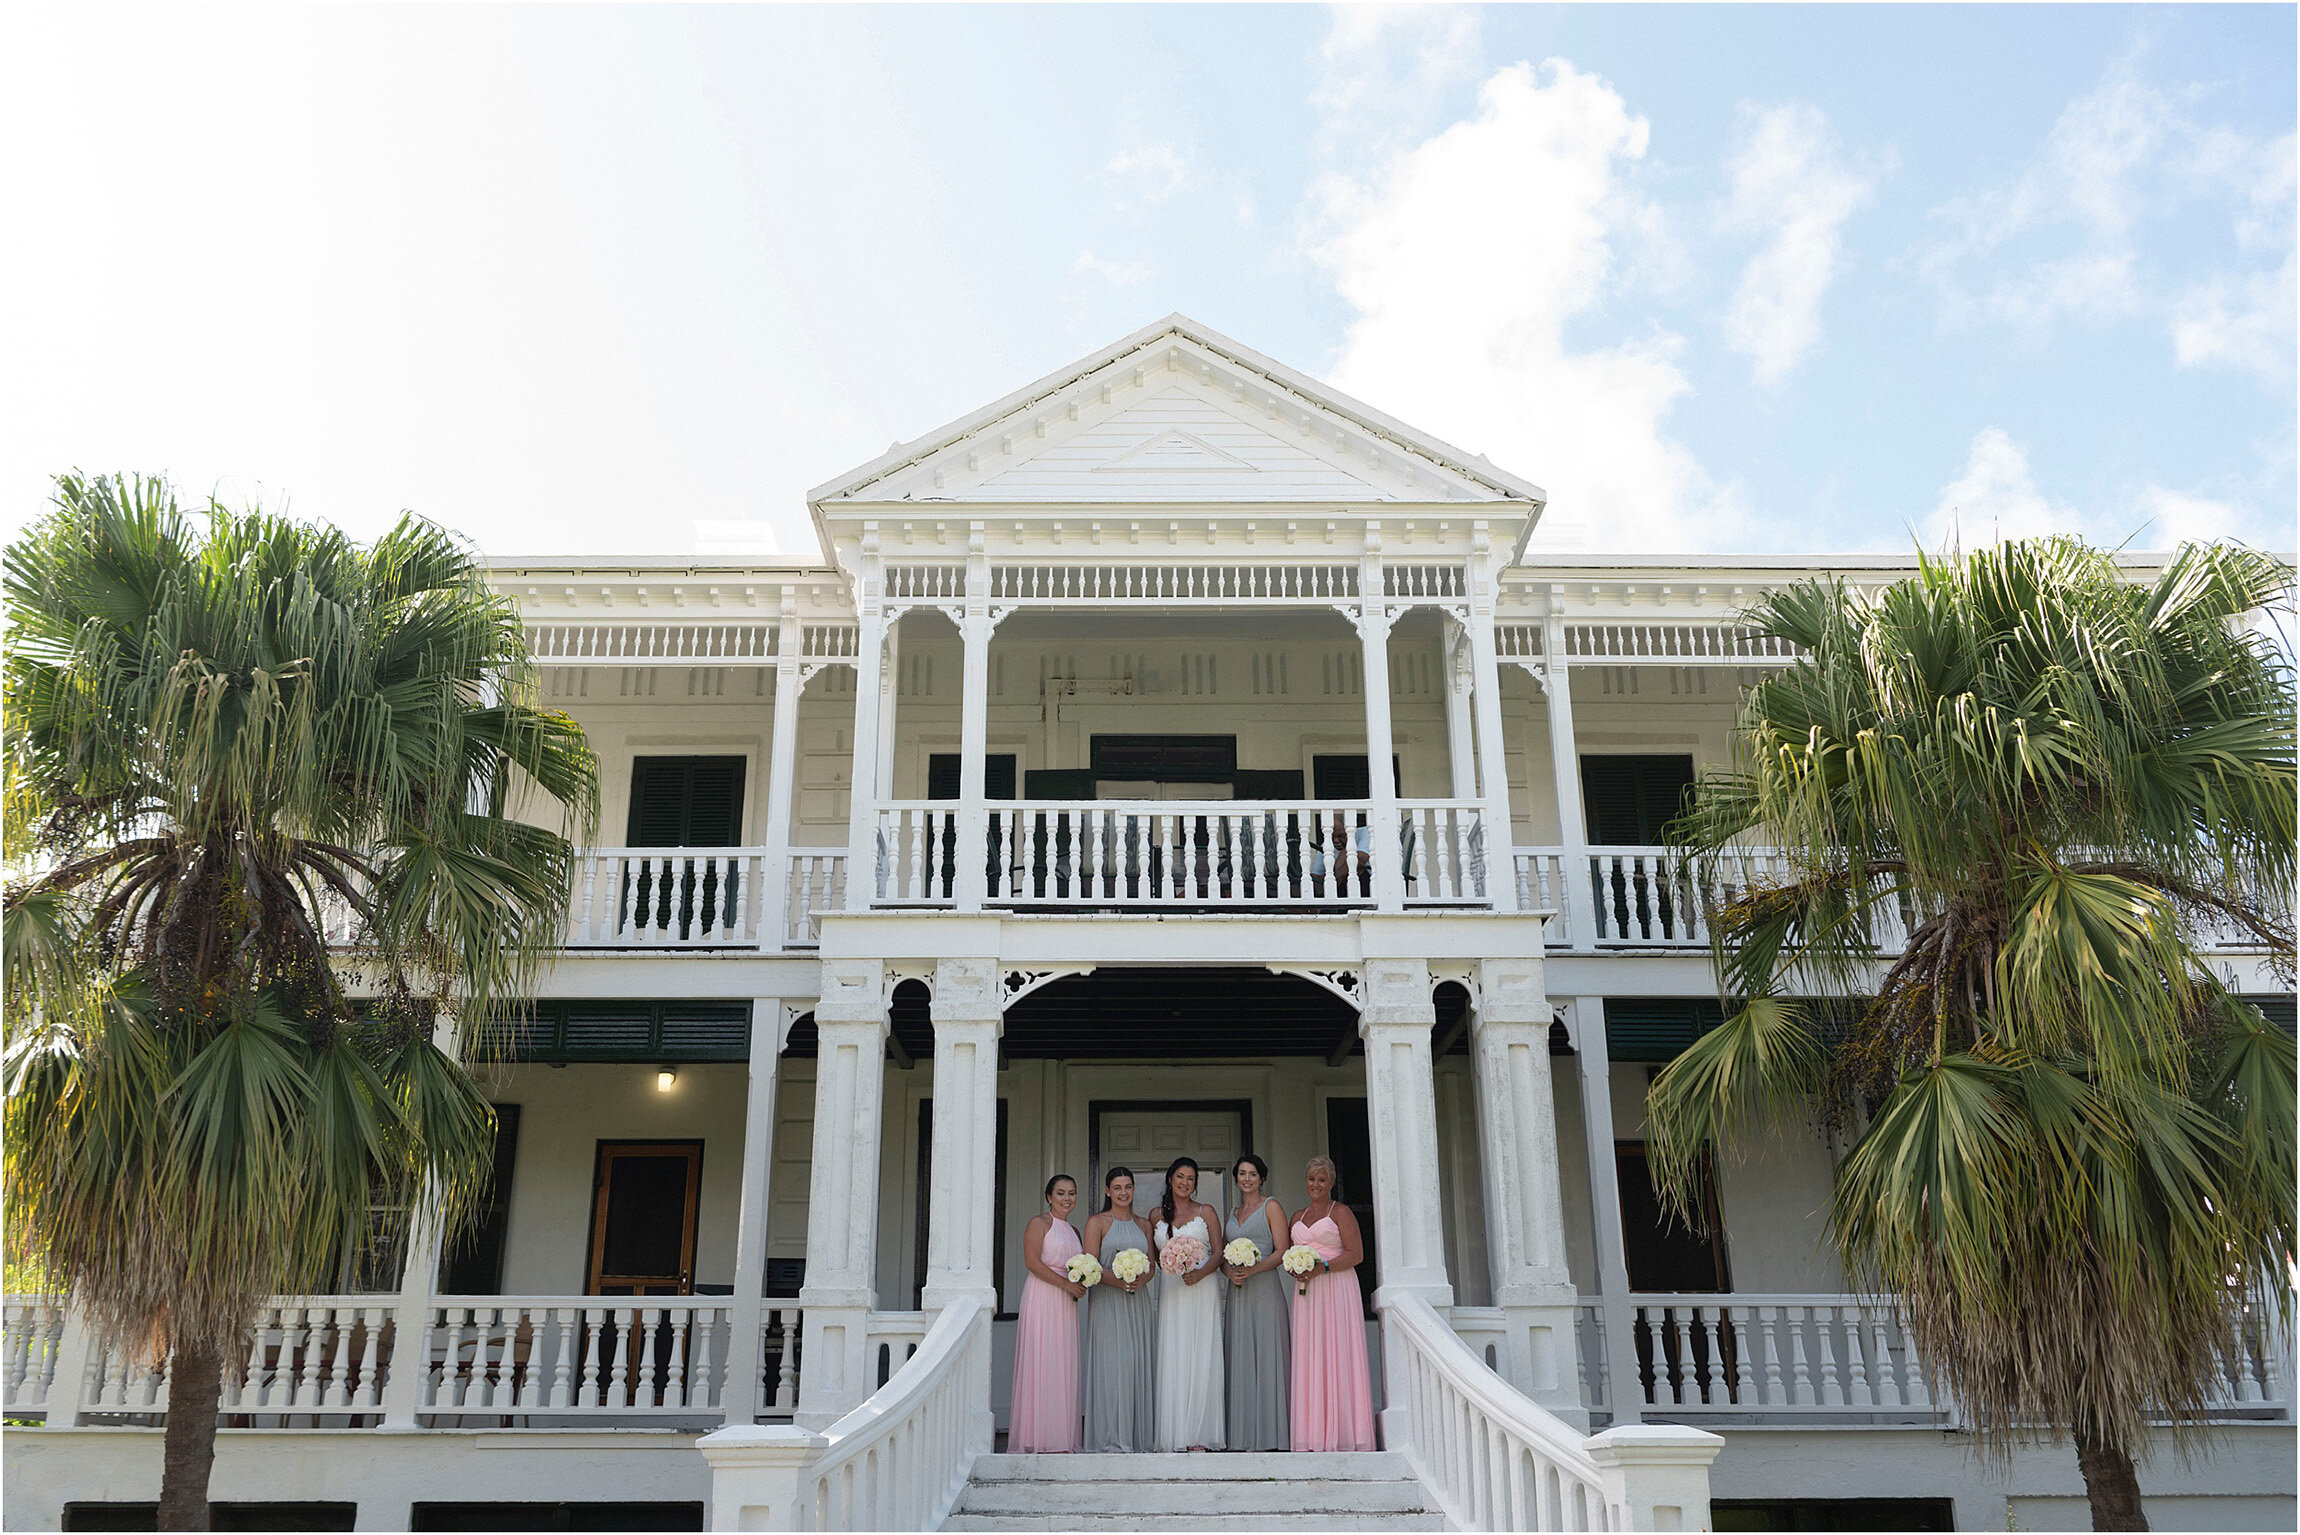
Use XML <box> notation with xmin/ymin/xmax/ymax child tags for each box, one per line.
<box><xmin>656</xmin><ymin>1064</ymin><xmax>678</xmax><ymax>1093</ymax></box>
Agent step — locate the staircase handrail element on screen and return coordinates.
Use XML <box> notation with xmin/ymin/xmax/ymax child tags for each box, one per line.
<box><xmin>1383</xmin><ymin>1291</ymin><xmax>1722</xmax><ymax>1531</ymax></box>
<box><xmin>701</xmin><ymin>1295</ymin><xmax>990</xmax><ymax>1531</ymax></box>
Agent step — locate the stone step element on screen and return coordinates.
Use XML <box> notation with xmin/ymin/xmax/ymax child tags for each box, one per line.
<box><xmin>953</xmin><ymin>1477</ymin><xmax>1434</xmax><ymax>1516</ymax></box>
<box><xmin>942</xmin><ymin>1451</ymin><xmax>1446</xmax><ymax>1532</ymax></box>
<box><xmin>941</xmin><ymin>1513</ymin><xmax>1446</xmax><ymax>1532</ymax></box>
<box><xmin>969</xmin><ymin>1451</ymin><xmax>1411</xmax><ymax>1483</ymax></box>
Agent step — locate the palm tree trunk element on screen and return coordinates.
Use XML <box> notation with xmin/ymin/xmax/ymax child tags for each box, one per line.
<box><xmin>2077</xmin><ymin>1436</ymin><xmax>2149</xmax><ymax>1532</ymax></box>
<box><xmin>156</xmin><ymin>1340</ymin><xmax>224</xmax><ymax>1531</ymax></box>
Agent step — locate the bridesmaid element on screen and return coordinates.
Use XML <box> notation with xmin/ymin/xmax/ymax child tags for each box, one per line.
<box><xmin>1009</xmin><ymin>1174</ymin><xmax>1086</xmax><ymax>1453</ymax></box>
<box><xmin>1081</xmin><ymin>1166</ymin><xmax>1157</xmax><ymax>1453</ymax></box>
<box><xmin>1221</xmin><ymin>1153</ymin><xmax>1290</xmax><ymax>1451</ymax></box>
<box><xmin>1290</xmin><ymin>1154</ymin><xmax>1377</xmax><ymax>1452</ymax></box>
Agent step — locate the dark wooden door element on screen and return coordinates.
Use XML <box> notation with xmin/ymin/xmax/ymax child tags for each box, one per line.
<box><xmin>587</xmin><ymin>1142</ymin><xmax>703</xmax><ymax>1296</ymax></box>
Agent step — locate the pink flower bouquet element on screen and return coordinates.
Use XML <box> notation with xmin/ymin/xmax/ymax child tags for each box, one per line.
<box><xmin>1159</xmin><ymin>1234</ymin><xmax>1208</xmax><ymax>1276</ymax></box>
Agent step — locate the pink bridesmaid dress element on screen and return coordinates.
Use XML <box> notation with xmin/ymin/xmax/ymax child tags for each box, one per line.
<box><xmin>1289</xmin><ymin>1213</ymin><xmax>1377</xmax><ymax>1451</ymax></box>
<box><xmin>1008</xmin><ymin>1219</ymin><xmax>1084</xmax><ymax>1452</ymax></box>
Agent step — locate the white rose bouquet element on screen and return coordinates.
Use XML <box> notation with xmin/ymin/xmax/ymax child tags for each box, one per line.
<box><xmin>1282</xmin><ymin>1243</ymin><xmax>1323</xmax><ymax>1295</ymax></box>
<box><xmin>1110</xmin><ymin>1247</ymin><xmax>1152</xmax><ymax>1287</ymax></box>
<box><xmin>1064</xmin><ymin>1253</ymin><xmax>1103</xmax><ymax>1289</ymax></box>
<box><xmin>1222</xmin><ymin>1237</ymin><xmax>1261</xmax><ymax>1269</ymax></box>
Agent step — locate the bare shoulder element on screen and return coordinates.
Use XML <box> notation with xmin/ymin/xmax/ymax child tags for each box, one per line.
<box><xmin>1332</xmin><ymin>1202</ymin><xmax>1363</xmax><ymax>1236</ymax></box>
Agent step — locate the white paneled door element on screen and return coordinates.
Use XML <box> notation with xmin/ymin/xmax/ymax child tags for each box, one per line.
<box><xmin>1096</xmin><ymin>1106</ymin><xmax>1241</xmax><ymax>1218</ymax></box>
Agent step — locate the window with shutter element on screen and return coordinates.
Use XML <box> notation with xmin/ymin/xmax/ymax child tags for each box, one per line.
<box><xmin>925</xmin><ymin>754</ymin><xmax>1017</xmax><ymax>799</ymax></box>
<box><xmin>626</xmin><ymin>756</ymin><xmax>747</xmax><ymax>846</ymax></box>
<box><xmin>1580</xmin><ymin>754</ymin><xmax>1696</xmax><ymax>844</ymax></box>
<box><xmin>1311</xmin><ymin>755</ymin><xmax>1401</xmax><ymax>799</ymax></box>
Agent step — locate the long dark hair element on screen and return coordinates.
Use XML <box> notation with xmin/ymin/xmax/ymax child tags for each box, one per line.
<box><xmin>1161</xmin><ymin>1156</ymin><xmax>1199</xmax><ymax>1231</ymax></box>
<box><xmin>1101</xmin><ymin>1165</ymin><xmax>1134</xmax><ymax>1214</ymax></box>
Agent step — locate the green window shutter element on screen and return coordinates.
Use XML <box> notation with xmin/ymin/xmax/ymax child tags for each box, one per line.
<box><xmin>1582</xmin><ymin>755</ymin><xmax>1696</xmax><ymax>844</ymax></box>
<box><xmin>439</xmin><ymin>1104</ymin><xmax>521</xmax><ymax>1295</ymax></box>
<box><xmin>627</xmin><ymin>756</ymin><xmax>747</xmax><ymax>846</ymax></box>
<box><xmin>1602</xmin><ymin>997</ymin><xmax>1728</xmax><ymax>1062</ymax></box>
<box><xmin>926</xmin><ymin>754</ymin><xmax>1017</xmax><ymax>799</ymax></box>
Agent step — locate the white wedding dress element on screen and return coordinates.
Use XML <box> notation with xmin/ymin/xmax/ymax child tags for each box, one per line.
<box><xmin>1153</xmin><ymin>1215</ymin><xmax>1226</xmax><ymax>1450</ymax></box>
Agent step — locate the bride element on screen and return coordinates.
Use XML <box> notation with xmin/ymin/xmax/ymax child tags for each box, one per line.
<box><xmin>1152</xmin><ymin>1155</ymin><xmax>1225</xmax><ymax>1451</ymax></box>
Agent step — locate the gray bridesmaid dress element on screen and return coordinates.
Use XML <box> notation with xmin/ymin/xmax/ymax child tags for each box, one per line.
<box><xmin>1082</xmin><ymin>1216</ymin><xmax>1156</xmax><ymax>1453</ymax></box>
<box><xmin>1223</xmin><ymin>1200</ymin><xmax>1291</xmax><ymax>1451</ymax></box>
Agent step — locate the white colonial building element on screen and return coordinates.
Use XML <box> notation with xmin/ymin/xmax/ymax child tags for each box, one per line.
<box><xmin>5</xmin><ymin>317</ymin><xmax>2293</xmax><ymax>1534</ymax></box>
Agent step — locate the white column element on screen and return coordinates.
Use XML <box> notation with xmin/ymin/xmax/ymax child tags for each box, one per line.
<box><xmin>1440</xmin><ymin>615</ymin><xmax>1478</xmax><ymax>801</ymax></box>
<box><xmin>720</xmin><ymin>1002</ymin><xmax>788</xmax><ymax>1425</ymax></box>
<box><xmin>795</xmin><ymin>961</ymin><xmax>889</xmax><ymax>1429</ymax></box>
<box><xmin>1356</xmin><ymin>602</ymin><xmax>1406</xmax><ymax>910</ymax></box>
<box><xmin>951</xmin><ymin>545</ymin><xmax>994</xmax><ymax>910</ymax></box>
<box><xmin>1574</xmin><ymin>996</ymin><xmax>1643</xmax><ymax>1425</ymax></box>
<box><xmin>1360</xmin><ymin>959</ymin><xmax>1452</xmax><ymax>1306</ymax></box>
<box><xmin>874</xmin><ymin>618</ymin><xmax>901</xmax><ymax>803</ymax></box>
<box><xmin>1472</xmin><ymin>957</ymin><xmax>1583</xmax><ymax>1423</ymax></box>
<box><xmin>921</xmin><ymin>959</ymin><xmax>1002</xmax><ymax>1310</ymax></box>
<box><xmin>759</xmin><ymin>599</ymin><xmax>804</xmax><ymax>949</ymax></box>
<box><xmin>842</xmin><ymin>609</ymin><xmax>889</xmax><ymax>909</ymax></box>
<box><xmin>1467</xmin><ymin>613</ymin><xmax>1522</xmax><ymax>915</ymax></box>
<box><xmin>1545</xmin><ymin>601</ymin><xmax>1596</xmax><ymax>948</ymax></box>
<box><xmin>380</xmin><ymin>1013</ymin><xmax>458</xmax><ymax>1430</ymax></box>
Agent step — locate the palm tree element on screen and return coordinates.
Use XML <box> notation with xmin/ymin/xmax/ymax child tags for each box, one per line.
<box><xmin>1642</xmin><ymin>538</ymin><xmax>2295</xmax><ymax>1533</ymax></box>
<box><xmin>3</xmin><ymin>474</ymin><xmax>597</xmax><ymax>1530</ymax></box>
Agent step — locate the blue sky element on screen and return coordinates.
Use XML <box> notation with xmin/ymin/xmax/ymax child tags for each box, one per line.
<box><xmin>4</xmin><ymin>4</ymin><xmax>2292</xmax><ymax>559</ymax></box>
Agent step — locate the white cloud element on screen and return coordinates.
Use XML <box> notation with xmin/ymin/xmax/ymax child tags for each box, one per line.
<box><xmin>1720</xmin><ymin>102</ymin><xmax>1874</xmax><ymax>384</ymax></box>
<box><xmin>2133</xmin><ymin>485</ymin><xmax>2246</xmax><ymax>546</ymax></box>
<box><xmin>1313</xmin><ymin>55</ymin><xmax>1737</xmax><ymax>552</ymax></box>
<box><xmin>1107</xmin><ymin>144</ymin><xmax>1194</xmax><ymax>204</ymax></box>
<box><xmin>2173</xmin><ymin>251</ymin><xmax>2296</xmax><ymax>385</ymax></box>
<box><xmin>1072</xmin><ymin>249</ymin><xmax>1151</xmax><ymax>287</ymax></box>
<box><xmin>1924</xmin><ymin>61</ymin><xmax>2295</xmax><ymax>380</ymax></box>
<box><xmin>1311</xmin><ymin>3</ymin><xmax>1483</xmax><ymax>161</ymax></box>
<box><xmin>1927</xmin><ymin>431</ymin><xmax>2270</xmax><ymax>552</ymax></box>
<box><xmin>1925</xmin><ymin>428</ymin><xmax>2082</xmax><ymax>547</ymax></box>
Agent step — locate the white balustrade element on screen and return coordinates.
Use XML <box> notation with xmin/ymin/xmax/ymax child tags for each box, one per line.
<box><xmin>757</xmin><ymin>1305</ymin><xmax>804</xmax><ymax>1420</ymax></box>
<box><xmin>977</xmin><ymin>800</ymin><xmax>1383</xmax><ymax>909</ymax></box>
<box><xmin>3</xmin><ymin>1295</ymin><xmax>66</xmax><ymax>1414</ymax></box>
<box><xmin>1384</xmin><ymin>1292</ymin><xmax>1623</xmax><ymax>1531</ymax></box>
<box><xmin>1514</xmin><ymin>851</ymin><xmax>1572</xmax><ymax>945</ymax></box>
<box><xmin>873</xmin><ymin>805</ymin><xmax>961</xmax><ymax>904</ymax></box>
<box><xmin>417</xmin><ymin>1297</ymin><xmax>734</xmax><ymax>1419</ymax></box>
<box><xmin>224</xmin><ymin>1299</ymin><xmax>395</xmax><ymax>1419</ymax></box>
<box><xmin>1399</xmin><ymin>800</ymin><xmax>1487</xmax><ymax>903</ymax></box>
<box><xmin>865</xmin><ymin>1311</ymin><xmax>930</xmax><ymax>1388</ymax></box>
<box><xmin>567</xmin><ymin>850</ymin><xmax>767</xmax><ymax>946</ymax></box>
<box><xmin>1590</xmin><ymin>1295</ymin><xmax>1939</xmax><ymax>1421</ymax></box>
<box><xmin>797</xmin><ymin>1297</ymin><xmax>991</xmax><ymax>1531</ymax></box>
<box><xmin>783</xmin><ymin>853</ymin><xmax>846</xmax><ymax>945</ymax></box>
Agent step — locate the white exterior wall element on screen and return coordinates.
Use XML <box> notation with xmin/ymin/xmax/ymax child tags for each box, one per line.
<box><xmin>487</xmin><ymin>1062</ymin><xmax>751</xmax><ymax>1294</ymax></box>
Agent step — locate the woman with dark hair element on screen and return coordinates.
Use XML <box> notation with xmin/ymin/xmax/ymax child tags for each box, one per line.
<box><xmin>1010</xmin><ymin>1174</ymin><xmax>1085</xmax><ymax>1452</ymax></box>
<box><xmin>1152</xmin><ymin>1155</ymin><xmax>1225</xmax><ymax>1451</ymax></box>
<box><xmin>1222</xmin><ymin>1153</ymin><xmax>1290</xmax><ymax>1450</ymax></box>
<box><xmin>1081</xmin><ymin>1166</ymin><xmax>1156</xmax><ymax>1453</ymax></box>
<box><xmin>1290</xmin><ymin>1154</ymin><xmax>1375</xmax><ymax>1451</ymax></box>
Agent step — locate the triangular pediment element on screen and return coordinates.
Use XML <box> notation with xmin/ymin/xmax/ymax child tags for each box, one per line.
<box><xmin>812</xmin><ymin>315</ymin><xmax>1545</xmax><ymax>510</ymax></box>
<box><xmin>1096</xmin><ymin>423</ymin><xmax>1255</xmax><ymax>474</ymax></box>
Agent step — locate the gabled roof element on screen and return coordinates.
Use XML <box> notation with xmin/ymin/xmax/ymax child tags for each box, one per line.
<box><xmin>809</xmin><ymin>314</ymin><xmax>1547</xmax><ymax>510</ymax></box>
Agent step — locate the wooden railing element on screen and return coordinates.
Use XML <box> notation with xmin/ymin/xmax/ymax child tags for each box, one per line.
<box><xmin>569</xmin><ymin>849</ymin><xmax>770</xmax><ymax>946</ymax></box>
<box><xmin>871</xmin><ymin>798</ymin><xmax>1490</xmax><ymax>911</ymax></box>
<box><xmin>416</xmin><ymin>1297</ymin><xmax>734</xmax><ymax>1419</ymax></box>
<box><xmin>7</xmin><ymin>1293</ymin><xmax>807</xmax><ymax>1430</ymax></box>
<box><xmin>3</xmin><ymin>1295</ymin><xmax>66</xmax><ymax>1415</ymax></box>
<box><xmin>1581</xmin><ymin>1294</ymin><xmax>2294</xmax><ymax>1425</ymax></box>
